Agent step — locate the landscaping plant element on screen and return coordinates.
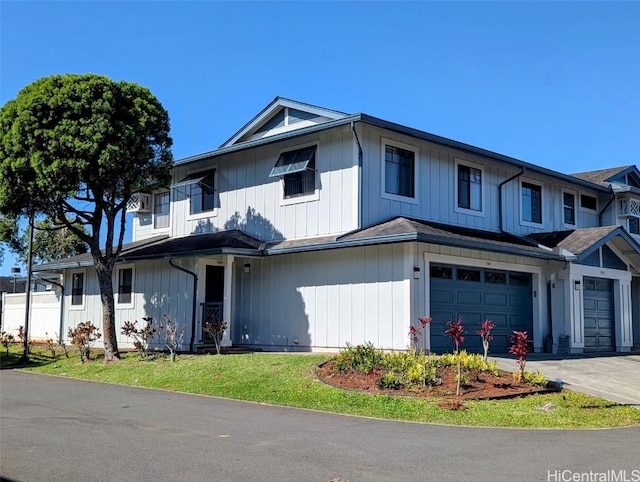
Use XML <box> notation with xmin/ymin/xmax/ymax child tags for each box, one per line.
<box><xmin>68</xmin><ymin>322</ymin><xmax>101</xmax><ymax>363</ymax></box>
<box><xmin>509</xmin><ymin>330</ymin><xmax>529</xmax><ymax>381</ymax></box>
<box><xmin>157</xmin><ymin>314</ymin><xmax>184</xmax><ymax>362</ymax></box>
<box><xmin>1</xmin><ymin>331</ymin><xmax>14</xmax><ymax>356</ymax></box>
<box><xmin>409</xmin><ymin>316</ymin><xmax>432</xmax><ymax>355</ymax></box>
<box><xmin>203</xmin><ymin>318</ymin><xmax>228</xmax><ymax>355</ymax></box>
<box><xmin>121</xmin><ymin>317</ymin><xmax>156</xmax><ymax>359</ymax></box>
<box><xmin>476</xmin><ymin>319</ymin><xmax>495</xmax><ymax>361</ymax></box>
<box><xmin>445</xmin><ymin>318</ymin><xmax>465</xmax><ymax>395</ymax></box>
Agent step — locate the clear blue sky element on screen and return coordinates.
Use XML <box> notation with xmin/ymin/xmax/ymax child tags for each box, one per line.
<box><xmin>1</xmin><ymin>1</ymin><xmax>639</xmax><ymax>275</ymax></box>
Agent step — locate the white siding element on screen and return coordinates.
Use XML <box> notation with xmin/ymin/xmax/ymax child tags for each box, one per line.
<box><xmin>359</xmin><ymin>124</ymin><xmax>604</xmax><ymax>236</ymax></box>
<box><xmin>1</xmin><ymin>291</ymin><xmax>62</xmax><ymax>341</ymax></box>
<box><xmin>232</xmin><ymin>244</ymin><xmax>411</xmax><ymax>351</ymax></box>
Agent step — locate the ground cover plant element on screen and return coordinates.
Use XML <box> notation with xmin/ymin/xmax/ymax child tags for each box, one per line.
<box><xmin>2</xmin><ymin>343</ymin><xmax>639</xmax><ymax>429</ymax></box>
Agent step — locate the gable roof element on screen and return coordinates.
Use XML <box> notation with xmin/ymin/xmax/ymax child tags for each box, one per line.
<box><xmin>220</xmin><ymin>97</ymin><xmax>348</xmax><ymax>148</ymax></box>
<box><xmin>571</xmin><ymin>166</ymin><xmax>636</xmax><ymax>188</ymax></box>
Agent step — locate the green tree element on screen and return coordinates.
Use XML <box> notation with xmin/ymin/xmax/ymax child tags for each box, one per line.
<box><xmin>0</xmin><ymin>74</ymin><xmax>173</xmax><ymax>361</ymax></box>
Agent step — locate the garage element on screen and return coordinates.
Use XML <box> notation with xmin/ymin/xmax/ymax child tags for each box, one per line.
<box><xmin>583</xmin><ymin>277</ymin><xmax>615</xmax><ymax>352</ymax></box>
<box><xmin>429</xmin><ymin>264</ymin><xmax>533</xmax><ymax>354</ymax></box>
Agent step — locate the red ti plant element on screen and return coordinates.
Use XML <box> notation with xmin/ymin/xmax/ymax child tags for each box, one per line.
<box><xmin>445</xmin><ymin>318</ymin><xmax>465</xmax><ymax>395</ymax></box>
<box><xmin>509</xmin><ymin>331</ymin><xmax>529</xmax><ymax>382</ymax></box>
<box><xmin>409</xmin><ymin>316</ymin><xmax>432</xmax><ymax>355</ymax></box>
<box><xmin>476</xmin><ymin>319</ymin><xmax>495</xmax><ymax>361</ymax></box>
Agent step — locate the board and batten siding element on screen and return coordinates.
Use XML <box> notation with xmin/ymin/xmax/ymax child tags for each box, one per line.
<box><xmin>62</xmin><ymin>259</ymin><xmax>193</xmax><ymax>350</ymax></box>
<box><xmin>359</xmin><ymin>124</ymin><xmax>603</xmax><ymax>236</ymax></box>
<box><xmin>135</xmin><ymin>125</ymin><xmax>359</xmax><ymax>243</ymax></box>
<box><xmin>232</xmin><ymin>244</ymin><xmax>412</xmax><ymax>351</ymax></box>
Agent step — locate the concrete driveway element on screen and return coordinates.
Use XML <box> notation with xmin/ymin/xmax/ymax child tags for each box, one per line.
<box><xmin>491</xmin><ymin>353</ymin><xmax>640</xmax><ymax>407</ymax></box>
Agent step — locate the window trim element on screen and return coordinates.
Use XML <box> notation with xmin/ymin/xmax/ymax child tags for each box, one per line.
<box><xmin>115</xmin><ymin>264</ymin><xmax>135</xmax><ymax>308</ymax></box>
<box><xmin>179</xmin><ymin>167</ymin><xmax>218</xmax><ymax>220</ymax></box>
<box><xmin>520</xmin><ymin>178</ymin><xmax>544</xmax><ymax>227</ymax></box>
<box><xmin>276</xmin><ymin>141</ymin><xmax>320</xmax><ymax>206</ymax></box>
<box><xmin>152</xmin><ymin>190</ymin><xmax>171</xmax><ymax>231</ymax></box>
<box><xmin>562</xmin><ymin>189</ymin><xmax>577</xmax><ymax>227</ymax></box>
<box><xmin>579</xmin><ymin>193</ymin><xmax>598</xmax><ymax>213</ymax></box>
<box><xmin>380</xmin><ymin>137</ymin><xmax>419</xmax><ymax>205</ymax></box>
<box><xmin>68</xmin><ymin>269</ymin><xmax>86</xmax><ymax>310</ymax></box>
<box><xmin>454</xmin><ymin>158</ymin><xmax>485</xmax><ymax>217</ymax></box>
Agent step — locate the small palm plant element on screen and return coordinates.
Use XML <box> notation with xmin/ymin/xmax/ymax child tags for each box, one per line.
<box><xmin>445</xmin><ymin>318</ymin><xmax>465</xmax><ymax>395</ymax></box>
<box><xmin>509</xmin><ymin>331</ymin><xmax>529</xmax><ymax>382</ymax></box>
<box><xmin>476</xmin><ymin>319</ymin><xmax>495</xmax><ymax>361</ymax></box>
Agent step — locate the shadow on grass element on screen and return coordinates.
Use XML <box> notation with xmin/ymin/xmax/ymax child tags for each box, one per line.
<box><xmin>0</xmin><ymin>350</ymin><xmax>60</xmax><ymax>370</ymax></box>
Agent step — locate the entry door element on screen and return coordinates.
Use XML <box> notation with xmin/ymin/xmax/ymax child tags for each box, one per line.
<box><xmin>583</xmin><ymin>278</ymin><xmax>615</xmax><ymax>352</ymax></box>
<box><xmin>203</xmin><ymin>265</ymin><xmax>224</xmax><ymax>340</ymax></box>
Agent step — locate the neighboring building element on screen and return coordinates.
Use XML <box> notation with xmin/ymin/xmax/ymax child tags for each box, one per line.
<box><xmin>34</xmin><ymin>98</ymin><xmax>640</xmax><ymax>354</ymax></box>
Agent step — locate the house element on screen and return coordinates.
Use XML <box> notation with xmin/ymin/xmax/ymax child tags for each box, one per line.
<box><xmin>34</xmin><ymin>98</ymin><xmax>640</xmax><ymax>355</ymax></box>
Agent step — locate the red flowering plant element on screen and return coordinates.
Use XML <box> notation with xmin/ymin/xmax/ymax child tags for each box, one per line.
<box><xmin>445</xmin><ymin>318</ymin><xmax>466</xmax><ymax>395</ymax></box>
<box><xmin>409</xmin><ymin>316</ymin><xmax>432</xmax><ymax>356</ymax></box>
<box><xmin>476</xmin><ymin>319</ymin><xmax>495</xmax><ymax>361</ymax></box>
<box><xmin>509</xmin><ymin>330</ymin><xmax>529</xmax><ymax>382</ymax></box>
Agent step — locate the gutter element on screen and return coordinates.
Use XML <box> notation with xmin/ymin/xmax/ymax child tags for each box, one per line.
<box><xmin>498</xmin><ymin>168</ymin><xmax>526</xmax><ymax>233</ymax></box>
<box><xmin>167</xmin><ymin>257</ymin><xmax>198</xmax><ymax>353</ymax></box>
<box><xmin>351</xmin><ymin>121</ymin><xmax>364</xmax><ymax>229</ymax></box>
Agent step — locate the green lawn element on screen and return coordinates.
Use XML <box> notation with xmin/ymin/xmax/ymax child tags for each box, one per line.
<box><xmin>2</xmin><ymin>344</ymin><xmax>639</xmax><ymax>428</ymax></box>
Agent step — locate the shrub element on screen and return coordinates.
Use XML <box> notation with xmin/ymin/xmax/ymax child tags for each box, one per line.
<box><xmin>476</xmin><ymin>319</ymin><xmax>495</xmax><ymax>361</ymax></box>
<box><xmin>121</xmin><ymin>317</ymin><xmax>156</xmax><ymax>359</ymax></box>
<box><xmin>509</xmin><ymin>331</ymin><xmax>530</xmax><ymax>381</ymax></box>
<box><xmin>157</xmin><ymin>314</ymin><xmax>184</xmax><ymax>362</ymax></box>
<box><xmin>203</xmin><ymin>318</ymin><xmax>228</xmax><ymax>355</ymax></box>
<box><xmin>378</xmin><ymin>371</ymin><xmax>404</xmax><ymax>390</ymax></box>
<box><xmin>522</xmin><ymin>370</ymin><xmax>547</xmax><ymax>387</ymax></box>
<box><xmin>68</xmin><ymin>322</ymin><xmax>101</xmax><ymax>363</ymax></box>
<box><xmin>335</xmin><ymin>342</ymin><xmax>385</xmax><ymax>374</ymax></box>
<box><xmin>437</xmin><ymin>350</ymin><xmax>499</xmax><ymax>376</ymax></box>
<box><xmin>409</xmin><ymin>316</ymin><xmax>432</xmax><ymax>355</ymax></box>
<box><xmin>1</xmin><ymin>331</ymin><xmax>15</xmax><ymax>356</ymax></box>
<box><xmin>445</xmin><ymin>318</ymin><xmax>466</xmax><ymax>395</ymax></box>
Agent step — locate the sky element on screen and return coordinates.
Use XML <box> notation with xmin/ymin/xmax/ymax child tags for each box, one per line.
<box><xmin>0</xmin><ymin>1</ymin><xmax>638</xmax><ymax>275</ymax></box>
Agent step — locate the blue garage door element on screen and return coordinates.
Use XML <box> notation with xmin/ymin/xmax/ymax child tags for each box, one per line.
<box><xmin>430</xmin><ymin>264</ymin><xmax>533</xmax><ymax>354</ymax></box>
<box><xmin>583</xmin><ymin>278</ymin><xmax>615</xmax><ymax>352</ymax></box>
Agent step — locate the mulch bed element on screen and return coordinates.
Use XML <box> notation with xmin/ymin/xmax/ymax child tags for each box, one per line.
<box><xmin>316</xmin><ymin>360</ymin><xmax>558</xmax><ymax>402</ymax></box>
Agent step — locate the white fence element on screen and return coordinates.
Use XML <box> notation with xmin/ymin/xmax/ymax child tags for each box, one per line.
<box><xmin>1</xmin><ymin>291</ymin><xmax>62</xmax><ymax>341</ymax></box>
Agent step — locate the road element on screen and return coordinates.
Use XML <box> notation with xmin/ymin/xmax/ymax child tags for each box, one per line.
<box><xmin>1</xmin><ymin>370</ymin><xmax>639</xmax><ymax>482</ymax></box>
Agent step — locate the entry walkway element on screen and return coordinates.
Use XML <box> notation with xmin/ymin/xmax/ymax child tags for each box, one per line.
<box><xmin>491</xmin><ymin>352</ymin><xmax>640</xmax><ymax>407</ymax></box>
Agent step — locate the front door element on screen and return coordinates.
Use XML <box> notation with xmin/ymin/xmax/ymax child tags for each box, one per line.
<box><xmin>202</xmin><ymin>265</ymin><xmax>224</xmax><ymax>341</ymax></box>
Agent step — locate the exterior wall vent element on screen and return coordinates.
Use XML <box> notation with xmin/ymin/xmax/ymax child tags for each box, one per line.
<box><xmin>126</xmin><ymin>192</ymin><xmax>152</xmax><ymax>213</ymax></box>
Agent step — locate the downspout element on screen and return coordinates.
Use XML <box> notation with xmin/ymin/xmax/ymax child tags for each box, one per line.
<box><xmin>167</xmin><ymin>257</ymin><xmax>198</xmax><ymax>353</ymax></box>
<box><xmin>351</xmin><ymin>121</ymin><xmax>364</xmax><ymax>228</ymax></box>
<box><xmin>498</xmin><ymin>167</ymin><xmax>526</xmax><ymax>233</ymax></box>
<box><xmin>598</xmin><ymin>186</ymin><xmax>616</xmax><ymax>226</ymax></box>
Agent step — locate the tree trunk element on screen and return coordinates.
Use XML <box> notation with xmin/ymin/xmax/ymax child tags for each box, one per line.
<box><xmin>95</xmin><ymin>262</ymin><xmax>120</xmax><ymax>361</ymax></box>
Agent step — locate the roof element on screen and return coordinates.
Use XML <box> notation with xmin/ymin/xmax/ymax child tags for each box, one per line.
<box><xmin>175</xmin><ymin>100</ymin><xmax>611</xmax><ymax>193</ymax></box>
<box><xmin>571</xmin><ymin>166</ymin><xmax>633</xmax><ymax>187</ymax></box>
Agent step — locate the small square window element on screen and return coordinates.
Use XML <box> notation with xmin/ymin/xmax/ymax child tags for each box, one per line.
<box><xmin>522</xmin><ymin>182</ymin><xmax>542</xmax><ymax>224</ymax></box>
<box><xmin>270</xmin><ymin>146</ymin><xmax>317</xmax><ymax>198</ymax></box>
<box><xmin>563</xmin><ymin>192</ymin><xmax>575</xmax><ymax>225</ymax></box>
<box><xmin>385</xmin><ymin>145</ymin><xmax>415</xmax><ymax>198</ymax></box>
<box><xmin>580</xmin><ymin>194</ymin><xmax>597</xmax><ymax>211</ymax></box>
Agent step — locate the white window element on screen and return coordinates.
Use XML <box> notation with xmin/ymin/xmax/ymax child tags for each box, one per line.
<box><xmin>381</xmin><ymin>138</ymin><xmax>418</xmax><ymax>204</ymax></box>
<box><xmin>270</xmin><ymin>145</ymin><xmax>317</xmax><ymax>198</ymax></box>
<box><xmin>521</xmin><ymin>180</ymin><xmax>543</xmax><ymax>225</ymax></box>
<box><xmin>116</xmin><ymin>265</ymin><xmax>134</xmax><ymax>307</ymax></box>
<box><xmin>173</xmin><ymin>169</ymin><xmax>217</xmax><ymax>217</ymax></box>
<box><xmin>455</xmin><ymin>160</ymin><xmax>484</xmax><ymax>216</ymax></box>
<box><xmin>562</xmin><ymin>190</ymin><xmax>576</xmax><ymax>226</ymax></box>
<box><xmin>153</xmin><ymin>191</ymin><xmax>170</xmax><ymax>229</ymax></box>
<box><xmin>69</xmin><ymin>270</ymin><xmax>85</xmax><ymax>309</ymax></box>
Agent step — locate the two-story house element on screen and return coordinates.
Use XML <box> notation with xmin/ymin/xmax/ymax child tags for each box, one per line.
<box><xmin>35</xmin><ymin>97</ymin><xmax>640</xmax><ymax>355</ymax></box>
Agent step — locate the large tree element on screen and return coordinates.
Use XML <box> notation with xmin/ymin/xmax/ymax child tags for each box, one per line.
<box><xmin>0</xmin><ymin>74</ymin><xmax>173</xmax><ymax>361</ymax></box>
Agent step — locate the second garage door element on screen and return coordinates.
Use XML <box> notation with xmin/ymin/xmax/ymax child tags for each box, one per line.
<box><xmin>429</xmin><ymin>264</ymin><xmax>533</xmax><ymax>354</ymax></box>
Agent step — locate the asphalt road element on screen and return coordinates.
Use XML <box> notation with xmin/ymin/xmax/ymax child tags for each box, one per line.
<box><xmin>1</xmin><ymin>370</ymin><xmax>639</xmax><ymax>482</ymax></box>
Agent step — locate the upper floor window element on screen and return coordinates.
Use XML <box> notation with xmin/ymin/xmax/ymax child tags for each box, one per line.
<box><xmin>71</xmin><ymin>271</ymin><xmax>84</xmax><ymax>306</ymax></box>
<box><xmin>153</xmin><ymin>191</ymin><xmax>170</xmax><ymax>229</ymax></box>
<box><xmin>563</xmin><ymin>191</ymin><xmax>575</xmax><ymax>225</ymax></box>
<box><xmin>117</xmin><ymin>267</ymin><xmax>133</xmax><ymax>305</ymax></box>
<box><xmin>522</xmin><ymin>181</ymin><xmax>542</xmax><ymax>224</ymax></box>
<box><xmin>457</xmin><ymin>163</ymin><xmax>482</xmax><ymax>212</ymax></box>
<box><xmin>580</xmin><ymin>194</ymin><xmax>597</xmax><ymax>211</ymax></box>
<box><xmin>173</xmin><ymin>169</ymin><xmax>217</xmax><ymax>217</ymax></box>
<box><xmin>384</xmin><ymin>144</ymin><xmax>415</xmax><ymax>198</ymax></box>
<box><xmin>629</xmin><ymin>218</ymin><xmax>639</xmax><ymax>235</ymax></box>
<box><xmin>269</xmin><ymin>145</ymin><xmax>317</xmax><ymax>199</ymax></box>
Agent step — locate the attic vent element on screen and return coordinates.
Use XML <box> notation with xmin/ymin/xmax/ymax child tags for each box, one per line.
<box><xmin>126</xmin><ymin>192</ymin><xmax>151</xmax><ymax>213</ymax></box>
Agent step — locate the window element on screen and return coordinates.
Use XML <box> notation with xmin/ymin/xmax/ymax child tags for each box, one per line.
<box><xmin>173</xmin><ymin>170</ymin><xmax>216</xmax><ymax>216</ymax></box>
<box><xmin>580</xmin><ymin>194</ymin><xmax>597</xmax><ymax>211</ymax></box>
<box><xmin>457</xmin><ymin>164</ymin><xmax>482</xmax><ymax>211</ymax></box>
<box><xmin>71</xmin><ymin>272</ymin><xmax>84</xmax><ymax>306</ymax></box>
<box><xmin>269</xmin><ymin>146</ymin><xmax>316</xmax><ymax>198</ymax></box>
<box><xmin>522</xmin><ymin>182</ymin><xmax>542</xmax><ymax>224</ymax></box>
<box><xmin>153</xmin><ymin>191</ymin><xmax>170</xmax><ymax>229</ymax></box>
<box><xmin>629</xmin><ymin>218</ymin><xmax>639</xmax><ymax>235</ymax></box>
<box><xmin>563</xmin><ymin>192</ymin><xmax>575</xmax><ymax>225</ymax></box>
<box><xmin>117</xmin><ymin>267</ymin><xmax>133</xmax><ymax>305</ymax></box>
<box><xmin>385</xmin><ymin>144</ymin><xmax>415</xmax><ymax>198</ymax></box>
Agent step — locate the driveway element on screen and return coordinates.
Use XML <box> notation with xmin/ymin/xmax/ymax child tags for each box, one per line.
<box><xmin>1</xmin><ymin>370</ymin><xmax>639</xmax><ymax>482</ymax></box>
<box><xmin>491</xmin><ymin>353</ymin><xmax>640</xmax><ymax>406</ymax></box>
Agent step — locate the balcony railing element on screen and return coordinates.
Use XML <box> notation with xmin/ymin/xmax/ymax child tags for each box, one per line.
<box><xmin>200</xmin><ymin>302</ymin><xmax>223</xmax><ymax>342</ymax></box>
<box><xmin>618</xmin><ymin>198</ymin><xmax>640</xmax><ymax>217</ymax></box>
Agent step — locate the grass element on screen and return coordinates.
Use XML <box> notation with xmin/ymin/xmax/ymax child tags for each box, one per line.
<box><xmin>2</xmin><ymin>343</ymin><xmax>639</xmax><ymax>429</ymax></box>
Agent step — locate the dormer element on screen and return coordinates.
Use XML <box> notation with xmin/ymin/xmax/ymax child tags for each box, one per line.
<box><xmin>220</xmin><ymin>97</ymin><xmax>347</xmax><ymax>147</ymax></box>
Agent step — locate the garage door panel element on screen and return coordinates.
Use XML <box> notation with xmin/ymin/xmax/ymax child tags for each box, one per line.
<box><xmin>596</xmin><ymin>299</ymin><xmax>612</xmax><ymax>310</ymax></box>
<box><xmin>583</xmin><ymin>299</ymin><xmax>597</xmax><ymax>310</ymax></box>
<box><xmin>457</xmin><ymin>291</ymin><xmax>481</xmax><ymax>305</ymax></box>
<box><xmin>583</xmin><ymin>316</ymin><xmax>597</xmax><ymax>329</ymax></box>
<box><xmin>431</xmin><ymin>289</ymin><xmax>453</xmax><ymax>304</ymax></box>
<box><xmin>484</xmin><ymin>293</ymin><xmax>508</xmax><ymax>307</ymax></box>
<box><xmin>485</xmin><ymin>313</ymin><xmax>508</xmax><ymax>328</ymax></box>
